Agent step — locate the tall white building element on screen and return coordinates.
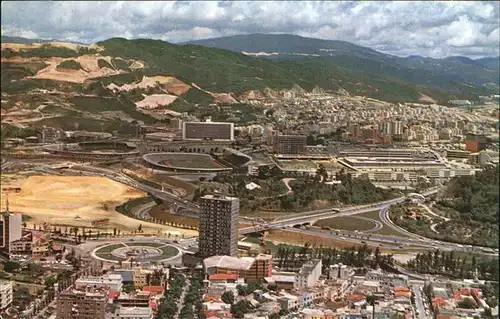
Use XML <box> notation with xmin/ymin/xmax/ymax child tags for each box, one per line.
<box><xmin>199</xmin><ymin>194</ymin><xmax>239</xmax><ymax>258</ymax></box>
<box><xmin>295</xmin><ymin>259</ymin><xmax>322</xmax><ymax>290</ymax></box>
<box><xmin>381</xmin><ymin>121</ymin><xmax>404</xmax><ymax>136</ymax></box>
<box><xmin>0</xmin><ymin>280</ymin><xmax>13</xmax><ymax>310</ymax></box>
<box><xmin>2</xmin><ymin>212</ymin><xmax>22</xmax><ymax>251</ymax></box>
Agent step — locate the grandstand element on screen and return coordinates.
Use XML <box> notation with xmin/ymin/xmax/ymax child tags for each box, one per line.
<box><xmin>218</xmin><ymin>148</ymin><xmax>253</xmax><ymax>168</ymax></box>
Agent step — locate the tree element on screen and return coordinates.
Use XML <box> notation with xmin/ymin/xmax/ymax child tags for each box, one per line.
<box><xmin>123</xmin><ymin>283</ymin><xmax>135</xmax><ymax>293</ymax></box>
<box><xmin>44</xmin><ymin>275</ymin><xmax>57</xmax><ymax>290</ymax></box>
<box><xmin>221</xmin><ymin>290</ymin><xmax>235</xmax><ymax>304</ymax></box>
<box><xmin>138</xmin><ymin>224</ymin><xmax>142</xmax><ymax>232</ymax></box>
<box><xmin>236</xmin><ymin>284</ymin><xmax>248</xmax><ymax>296</ymax></box>
<box><xmin>3</xmin><ymin>261</ymin><xmax>20</xmax><ymax>273</ymax></box>
<box><xmin>269</xmin><ymin>313</ymin><xmax>280</xmax><ymax>319</ymax></box>
<box><xmin>458</xmin><ymin>298</ymin><xmax>476</xmax><ymax>309</ymax></box>
<box><xmin>365</xmin><ymin>294</ymin><xmax>377</xmax><ymax>319</ymax></box>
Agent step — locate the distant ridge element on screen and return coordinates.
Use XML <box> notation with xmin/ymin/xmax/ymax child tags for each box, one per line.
<box><xmin>1</xmin><ymin>35</ymin><xmax>84</xmax><ymax>45</ymax></box>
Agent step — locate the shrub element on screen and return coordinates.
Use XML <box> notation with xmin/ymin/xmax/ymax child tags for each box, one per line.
<box><xmin>56</xmin><ymin>59</ymin><xmax>83</xmax><ymax>71</ymax></box>
<box><xmin>97</xmin><ymin>58</ymin><xmax>114</xmax><ymax>69</ymax></box>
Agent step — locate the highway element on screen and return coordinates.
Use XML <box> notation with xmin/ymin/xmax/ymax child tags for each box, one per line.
<box><xmin>28</xmin><ymin>163</ymin><xmax>499</xmax><ymax>256</ymax></box>
<box><xmin>240</xmin><ymin>188</ymin><xmax>440</xmax><ymax>234</ymax></box>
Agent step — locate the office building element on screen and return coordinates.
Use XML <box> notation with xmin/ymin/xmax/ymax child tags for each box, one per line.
<box><xmin>56</xmin><ymin>287</ymin><xmax>108</xmax><ymax>319</ymax></box>
<box><xmin>199</xmin><ymin>194</ymin><xmax>239</xmax><ymax>258</ymax></box>
<box><xmin>273</xmin><ymin>134</ymin><xmax>307</xmax><ymax>155</ymax></box>
<box><xmin>0</xmin><ymin>281</ymin><xmax>13</xmax><ymax>310</ymax></box>
<box><xmin>182</xmin><ymin>121</ymin><xmax>234</xmax><ymax>141</ymax></box>
<box><xmin>465</xmin><ymin>133</ymin><xmax>488</xmax><ymax>153</ymax></box>
<box><xmin>295</xmin><ymin>259</ymin><xmax>322</xmax><ymax>290</ymax></box>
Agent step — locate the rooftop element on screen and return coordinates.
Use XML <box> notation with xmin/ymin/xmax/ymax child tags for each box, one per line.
<box><xmin>203</xmin><ymin>255</ymin><xmax>255</xmax><ymax>270</ymax></box>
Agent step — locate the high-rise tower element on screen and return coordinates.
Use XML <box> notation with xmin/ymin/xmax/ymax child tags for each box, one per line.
<box><xmin>198</xmin><ymin>194</ymin><xmax>239</xmax><ymax>258</ymax></box>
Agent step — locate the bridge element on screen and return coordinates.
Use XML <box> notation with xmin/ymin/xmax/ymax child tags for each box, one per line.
<box><xmin>239</xmin><ymin>188</ymin><xmax>440</xmax><ymax>235</ymax></box>
<box><xmin>406</xmin><ymin>193</ymin><xmax>426</xmax><ymax>201</ymax></box>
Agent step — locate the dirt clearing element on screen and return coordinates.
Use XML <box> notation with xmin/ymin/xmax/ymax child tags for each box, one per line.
<box><xmin>0</xmin><ymin>175</ymin><xmax>197</xmax><ymax>236</ymax></box>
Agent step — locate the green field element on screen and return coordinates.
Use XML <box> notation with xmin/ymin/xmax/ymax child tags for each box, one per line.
<box><xmin>162</xmin><ymin>155</ymin><xmax>224</xmax><ymax>169</ymax></box>
<box><xmin>314</xmin><ymin>216</ymin><xmax>377</xmax><ymax>232</ymax></box>
<box><xmin>94</xmin><ymin>243</ymin><xmax>126</xmax><ymax>254</ymax></box>
<box><xmin>277</xmin><ymin>159</ymin><xmax>318</xmax><ymax>170</ymax></box>
<box><xmin>354</xmin><ymin>210</ymin><xmax>411</xmax><ymax>237</ymax></box>
<box><xmin>154</xmin><ymin>246</ymin><xmax>180</xmax><ymax>260</ymax></box>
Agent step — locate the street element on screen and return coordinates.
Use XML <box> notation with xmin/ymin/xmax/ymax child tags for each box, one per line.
<box><xmin>412</xmin><ymin>284</ymin><xmax>429</xmax><ymax>319</ymax></box>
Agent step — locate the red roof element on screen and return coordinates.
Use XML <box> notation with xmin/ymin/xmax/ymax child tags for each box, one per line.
<box><xmin>204</xmin><ymin>296</ymin><xmax>223</xmax><ymax>302</ymax></box>
<box><xmin>459</xmin><ymin>288</ymin><xmax>470</xmax><ymax>295</ymax></box>
<box><xmin>433</xmin><ymin>297</ymin><xmax>448</xmax><ymax>308</ymax></box>
<box><xmin>395</xmin><ymin>291</ymin><xmax>411</xmax><ymax>298</ymax></box>
<box><xmin>149</xmin><ymin>299</ymin><xmax>158</xmax><ymax>310</ymax></box>
<box><xmin>209</xmin><ymin>273</ymin><xmax>238</xmax><ymax>281</ymax></box>
<box><xmin>394</xmin><ymin>286</ymin><xmax>410</xmax><ymax>292</ymax></box>
<box><xmin>108</xmin><ymin>291</ymin><xmax>119</xmax><ymax>299</ymax></box>
<box><xmin>143</xmin><ymin>286</ymin><xmax>164</xmax><ymax>294</ymax></box>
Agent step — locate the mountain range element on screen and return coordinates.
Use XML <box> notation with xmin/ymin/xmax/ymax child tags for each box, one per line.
<box><xmin>1</xmin><ymin>34</ymin><xmax>499</xmax><ymax>139</ymax></box>
<box><xmin>185</xmin><ymin>34</ymin><xmax>500</xmax><ymax>94</ymax></box>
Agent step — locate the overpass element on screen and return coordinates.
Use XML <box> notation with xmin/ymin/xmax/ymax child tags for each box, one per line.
<box><xmin>240</xmin><ymin>187</ymin><xmax>440</xmax><ymax>234</ymax></box>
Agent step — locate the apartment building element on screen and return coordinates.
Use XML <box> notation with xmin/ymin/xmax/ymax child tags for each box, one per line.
<box><xmin>56</xmin><ymin>287</ymin><xmax>108</xmax><ymax>319</ymax></box>
<box><xmin>75</xmin><ymin>274</ymin><xmax>123</xmax><ymax>292</ymax></box>
<box><xmin>295</xmin><ymin>259</ymin><xmax>322</xmax><ymax>290</ymax></box>
<box><xmin>199</xmin><ymin>194</ymin><xmax>239</xmax><ymax>258</ymax></box>
<box><xmin>2</xmin><ymin>212</ymin><xmax>22</xmax><ymax>253</ymax></box>
<box><xmin>465</xmin><ymin>133</ymin><xmax>489</xmax><ymax>153</ymax></box>
<box><xmin>0</xmin><ymin>280</ymin><xmax>13</xmax><ymax>310</ymax></box>
<box><xmin>273</xmin><ymin>134</ymin><xmax>307</xmax><ymax>155</ymax></box>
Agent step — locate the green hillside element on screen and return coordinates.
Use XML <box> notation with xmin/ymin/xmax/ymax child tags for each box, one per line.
<box><xmin>1</xmin><ymin>37</ymin><xmax>496</xmax><ymax>140</ymax></box>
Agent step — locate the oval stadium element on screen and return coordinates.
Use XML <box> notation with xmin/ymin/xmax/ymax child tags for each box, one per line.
<box><xmin>142</xmin><ymin>152</ymin><xmax>233</xmax><ymax>172</ymax></box>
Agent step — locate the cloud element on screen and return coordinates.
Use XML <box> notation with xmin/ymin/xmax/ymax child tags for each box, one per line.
<box><xmin>1</xmin><ymin>1</ymin><xmax>499</xmax><ymax>58</ymax></box>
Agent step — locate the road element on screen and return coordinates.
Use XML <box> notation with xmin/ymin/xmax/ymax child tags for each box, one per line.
<box><xmin>174</xmin><ymin>276</ymin><xmax>190</xmax><ymax>319</ymax></box>
<box><xmin>240</xmin><ymin>188</ymin><xmax>440</xmax><ymax>234</ymax></box>
<box><xmin>379</xmin><ymin>206</ymin><xmax>427</xmax><ymax>240</ymax></box>
<box><xmin>412</xmin><ymin>284</ymin><xmax>430</xmax><ymax>319</ymax></box>
<box><xmin>33</xmin><ymin>164</ymin><xmax>500</xmax><ymax>256</ymax></box>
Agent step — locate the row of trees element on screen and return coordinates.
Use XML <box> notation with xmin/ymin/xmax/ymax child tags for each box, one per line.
<box><xmin>179</xmin><ymin>275</ymin><xmax>204</xmax><ymax>319</ymax></box>
<box><xmin>275</xmin><ymin>242</ymin><xmax>395</xmax><ymax>271</ymax></box>
<box><xmin>158</xmin><ymin>273</ymin><xmax>186</xmax><ymax>319</ymax></box>
<box><xmin>406</xmin><ymin>249</ymin><xmax>499</xmax><ymax>281</ymax></box>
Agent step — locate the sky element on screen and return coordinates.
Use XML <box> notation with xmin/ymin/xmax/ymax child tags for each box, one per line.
<box><xmin>1</xmin><ymin>1</ymin><xmax>499</xmax><ymax>59</ymax></box>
